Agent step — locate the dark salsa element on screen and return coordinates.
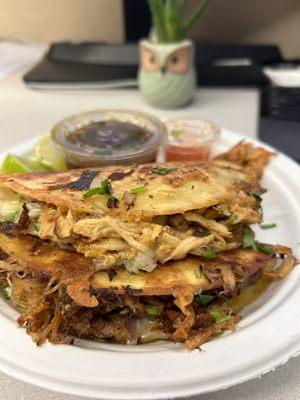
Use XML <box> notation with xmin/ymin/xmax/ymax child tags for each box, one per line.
<box><xmin>67</xmin><ymin>121</ymin><xmax>152</xmax><ymax>155</ymax></box>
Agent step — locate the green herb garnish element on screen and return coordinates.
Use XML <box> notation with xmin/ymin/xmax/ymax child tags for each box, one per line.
<box><xmin>234</xmin><ymin>178</ymin><xmax>244</xmax><ymax>185</ymax></box>
<box><xmin>209</xmin><ymin>308</ymin><xmax>230</xmax><ymax>324</ymax></box>
<box><xmin>152</xmin><ymin>167</ymin><xmax>176</xmax><ymax>175</ymax></box>
<box><xmin>194</xmin><ymin>267</ymin><xmax>204</xmax><ymax>279</ymax></box>
<box><xmin>224</xmin><ymin>214</ymin><xmax>239</xmax><ymax>224</ymax></box>
<box><xmin>218</xmin><ymin>203</ymin><xmax>231</xmax><ymax>217</ymax></box>
<box><xmin>83</xmin><ymin>179</ymin><xmax>116</xmax><ymax>201</ymax></box>
<box><xmin>171</xmin><ymin>129</ymin><xmax>182</xmax><ymax>138</ymax></box>
<box><xmin>201</xmin><ymin>246</ymin><xmax>217</xmax><ymax>259</ymax></box>
<box><xmin>130</xmin><ymin>184</ymin><xmax>147</xmax><ymax>194</ymax></box>
<box><xmin>242</xmin><ymin>226</ymin><xmax>257</xmax><ymax>251</ymax></box>
<box><xmin>32</xmin><ymin>220</ymin><xmax>40</xmax><ymax>231</ymax></box>
<box><xmin>257</xmin><ymin>244</ymin><xmax>274</xmax><ymax>254</ymax></box>
<box><xmin>0</xmin><ymin>283</ymin><xmax>10</xmax><ymax>300</ymax></box>
<box><xmin>249</xmin><ymin>189</ymin><xmax>262</xmax><ymax>202</ymax></box>
<box><xmin>260</xmin><ymin>223</ymin><xmax>277</xmax><ymax>230</ymax></box>
<box><xmin>145</xmin><ymin>305</ymin><xmax>159</xmax><ymax>316</ymax></box>
<box><xmin>196</xmin><ymin>294</ymin><xmax>214</xmax><ymax>304</ymax></box>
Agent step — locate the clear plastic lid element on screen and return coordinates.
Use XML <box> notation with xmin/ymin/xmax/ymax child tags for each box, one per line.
<box><xmin>51</xmin><ymin>109</ymin><xmax>167</xmax><ymax>167</ymax></box>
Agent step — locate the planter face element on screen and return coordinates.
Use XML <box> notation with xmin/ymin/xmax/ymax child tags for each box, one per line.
<box><xmin>138</xmin><ymin>39</ymin><xmax>196</xmax><ymax>109</ymax></box>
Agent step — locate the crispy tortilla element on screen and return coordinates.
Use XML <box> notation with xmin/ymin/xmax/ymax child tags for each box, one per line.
<box><xmin>0</xmin><ymin>162</ymin><xmax>252</xmax><ymax>220</ymax></box>
<box><xmin>0</xmin><ymin>233</ymin><xmax>273</xmax><ymax>307</ymax></box>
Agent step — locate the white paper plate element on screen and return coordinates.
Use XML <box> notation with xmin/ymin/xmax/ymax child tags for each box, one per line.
<box><xmin>0</xmin><ymin>129</ymin><xmax>299</xmax><ymax>400</ymax></box>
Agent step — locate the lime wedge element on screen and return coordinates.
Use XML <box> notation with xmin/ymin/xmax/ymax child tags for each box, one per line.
<box><xmin>35</xmin><ymin>133</ymin><xmax>67</xmax><ymax>171</ymax></box>
<box><xmin>19</xmin><ymin>156</ymin><xmax>51</xmax><ymax>172</ymax></box>
<box><xmin>1</xmin><ymin>154</ymin><xmax>31</xmax><ymax>174</ymax></box>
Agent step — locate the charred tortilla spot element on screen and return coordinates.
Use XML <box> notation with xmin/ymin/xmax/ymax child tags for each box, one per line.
<box><xmin>107</xmin><ymin>170</ymin><xmax>133</xmax><ymax>181</ymax></box>
<box><xmin>107</xmin><ymin>198</ymin><xmax>119</xmax><ymax>209</ymax></box>
<box><xmin>89</xmin><ymin>287</ymin><xmax>124</xmax><ymax>304</ymax></box>
<box><xmin>0</xmin><ymin>221</ymin><xmax>18</xmax><ymax>235</ymax></box>
<box><xmin>107</xmin><ymin>268</ymin><xmax>117</xmax><ymax>281</ymax></box>
<box><xmin>51</xmin><ymin>171</ymin><xmax>99</xmax><ymax>191</ymax></box>
<box><xmin>124</xmin><ymin>285</ymin><xmax>143</xmax><ymax>295</ymax></box>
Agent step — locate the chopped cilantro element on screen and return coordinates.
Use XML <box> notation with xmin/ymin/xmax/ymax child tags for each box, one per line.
<box><xmin>196</xmin><ymin>294</ymin><xmax>214</xmax><ymax>304</ymax></box>
<box><xmin>201</xmin><ymin>246</ymin><xmax>217</xmax><ymax>259</ymax></box>
<box><xmin>171</xmin><ymin>129</ymin><xmax>182</xmax><ymax>138</ymax></box>
<box><xmin>218</xmin><ymin>203</ymin><xmax>231</xmax><ymax>217</ymax></box>
<box><xmin>209</xmin><ymin>308</ymin><xmax>230</xmax><ymax>324</ymax></box>
<box><xmin>242</xmin><ymin>226</ymin><xmax>257</xmax><ymax>251</ymax></box>
<box><xmin>145</xmin><ymin>305</ymin><xmax>159</xmax><ymax>316</ymax></box>
<box><xmin>0</xmin><ymin>282</ymin><xmax>10</xmax><ymax>300</ymax></box>
<box><xmin>130</xmin><ymin>185</ymin><xmax>147</xmax><ymax>193</ymax></box>
<box><xmin>83</xmin><ymin>179</ymin><xmax>116</xmax><ymax>201</ymax></box>
<box><xmin>152</xmin><ymin>167</ymin><xmax>176</xmax><ymax>175</ymax></box>
<box><xmin>257</xmin><ymin>244</ymin><xmax>274</xmax><ymax>254</ymax></box>
<box><xmin>260</xmin><ymin>223</ymin><xmax>277</xmax><ymax>230</ymax></box>
<box><xmin>225</xmin><ymin>214</ymin><xmax>239</xmax><ymax>224</ymax></box>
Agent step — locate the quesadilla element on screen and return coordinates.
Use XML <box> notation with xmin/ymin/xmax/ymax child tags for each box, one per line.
<box><xmin>0</xmin><ymin>142</ymin><xmax>271</xmax><ymax>274</ymax></box>
<box><xmin>0</xmin><ymin>141</ymin><xmax>296</xmax><ymax>349</ymax></box>
<box><xmin>0</xmin><ymin>233</ymin><xmax>294</xmax><ymax>348</ymax></box>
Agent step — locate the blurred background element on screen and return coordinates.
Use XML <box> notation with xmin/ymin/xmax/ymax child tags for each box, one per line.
<box><xmin>0</xmin><ymin>0</ymin><xmax>299</xmax><ymax>58</ymax></box>
<box><xmin>0</xmin><ymin>2</ymin><xmax>300</xmax><ymax>400</ymax></box>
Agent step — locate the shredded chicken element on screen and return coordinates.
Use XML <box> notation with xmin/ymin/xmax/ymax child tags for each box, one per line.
<box><xmin>184</xmin><ymin>212</ymin><xmax>231</xmax><ymax>237</ymax></box>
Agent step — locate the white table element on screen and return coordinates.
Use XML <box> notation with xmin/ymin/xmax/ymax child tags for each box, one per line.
<box><xmin>0</xmin><ymin>74</ymin><xmax>259</xmax><ymax>151</ymax></box>
<box><xmin>1</xmin><ymin>72</ymin><xmax>299</xmax><ymax>400</ymax></box>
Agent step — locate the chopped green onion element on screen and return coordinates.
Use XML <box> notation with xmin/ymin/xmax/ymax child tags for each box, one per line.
<box><xmin>218</xmin><ymin>203</ymin><xmax>231</xmax><ymax>217</ymax></box>
<box><xmin>242</xmin><ymin>226</ymin><xmax>257</xmax><ymax>251</ymax></box>
<box><xmin>202</xmin><ymin>230</ymin><xmax>211</xmax><ymax>237</ymax></box>
<box><xmin>83</xmin><ymin>187</ymin><xmax>103</xmax><ymax>198</ymax></box>
<box><xmin>260</xmin><ymin>223</ymin><xmax>277</xmax><ymax>230</ymax></box>
<box><xmin>152</xmin><ymin>167</ymin><xmax>176</xmax><ymax>175</ymax></box>
<box><xmin>249</xmin><ymin>189</ymin><xmax>262</xmax><ymax>202</ymax></box>
<box><xmin>130</xmin><ymin>184</ymin><xmax>147</xmax><ymax>194</ymax></box>
<box><xmin>209</xmin><ymin>308</ymin><xmax>230</xmax><ymax>324</ymax></box>
<box><xmin>171</xmin><ymin>129</ymin><xmax>182</xmax><ymax>138</ymax></box>
<box><xmin>194</xmin><ymin>267</ymin><xmax>204</xmax><ymax>279</ymax></box>
<box><xmin>201</xmin><ymin>246</ymin><xmax>217</xmax><ymax>259</ymax></box>
<box><xmin>0</xmin><ymin>283</ymin><xmax>11</xmax><ymax>300</ymax></box>
<box><xmin>196</xmin><ymin>294</ymin><xmax>214</xmax><ymax>304</ymax></box>
<box><xmin>145</xmin><ymin>305</ymin><xmax>159</xmax><ymax>316</ymax></box>
<box><xmin>257</xmin><ymin>244</ymin><xmax>274</xmax><ymax>254</ymax></box>
<box><xmin>83</xmin><ymin>179</ymin><xmax>116</xmax><ymax>200</ymax></box>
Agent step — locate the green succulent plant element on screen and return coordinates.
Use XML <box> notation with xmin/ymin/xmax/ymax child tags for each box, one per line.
<box><xmin>148</xmin><ymin>0</ymin><xmax>210</xmax><ymax>43</ymax></box>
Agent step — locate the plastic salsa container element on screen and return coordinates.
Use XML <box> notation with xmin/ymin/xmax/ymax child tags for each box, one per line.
<box><xmin>51</xmin><ymin>109</ymin><xmax>167</xmax><ymax>167</ymax></box>
<box><xmin>165</xmin><ymin>119</ymin><xmax>220</xmax><ymax>162</ymax></box>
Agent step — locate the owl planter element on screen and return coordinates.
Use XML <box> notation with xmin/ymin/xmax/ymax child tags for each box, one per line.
<box><xmin>138</xmin><ymin>39</ymin><xmax>196</xmax><ymax>109</ymax></box>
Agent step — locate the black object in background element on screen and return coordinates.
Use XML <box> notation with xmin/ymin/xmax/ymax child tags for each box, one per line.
<box><xmin>261</xmin><ymin>86</ymin><xmax>300</xmax><ymax>122</ymax></box>
<box><xmin>260</xmin><ymin>86</ymin><xmax>300</xmax><ymax>162</ymax></box>
<box><xmin>123</xmin><ymin>0</ymin><xmax>151</xmax><ymax>41</ymax></box>
<box><xmin>24</xmin><ymin>42</ymin><xmax>279</xmax><ymax>88</ymax></box>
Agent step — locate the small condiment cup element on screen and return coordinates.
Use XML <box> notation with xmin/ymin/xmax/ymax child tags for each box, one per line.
<box><xmin>164</xmin><ymin>119</ymin><xmax>220</xmax><ymax>162</ymax></box>
<box><xmin>51</xmin><ymin>109</ymin><xmax>167</xmax><ymax>167</ymax></box>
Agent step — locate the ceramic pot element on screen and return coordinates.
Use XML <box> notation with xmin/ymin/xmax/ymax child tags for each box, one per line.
<box><xmin>138</xmin><ymin>39</ymin><xmax>196</xmax><ymax>109</ymax></box>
